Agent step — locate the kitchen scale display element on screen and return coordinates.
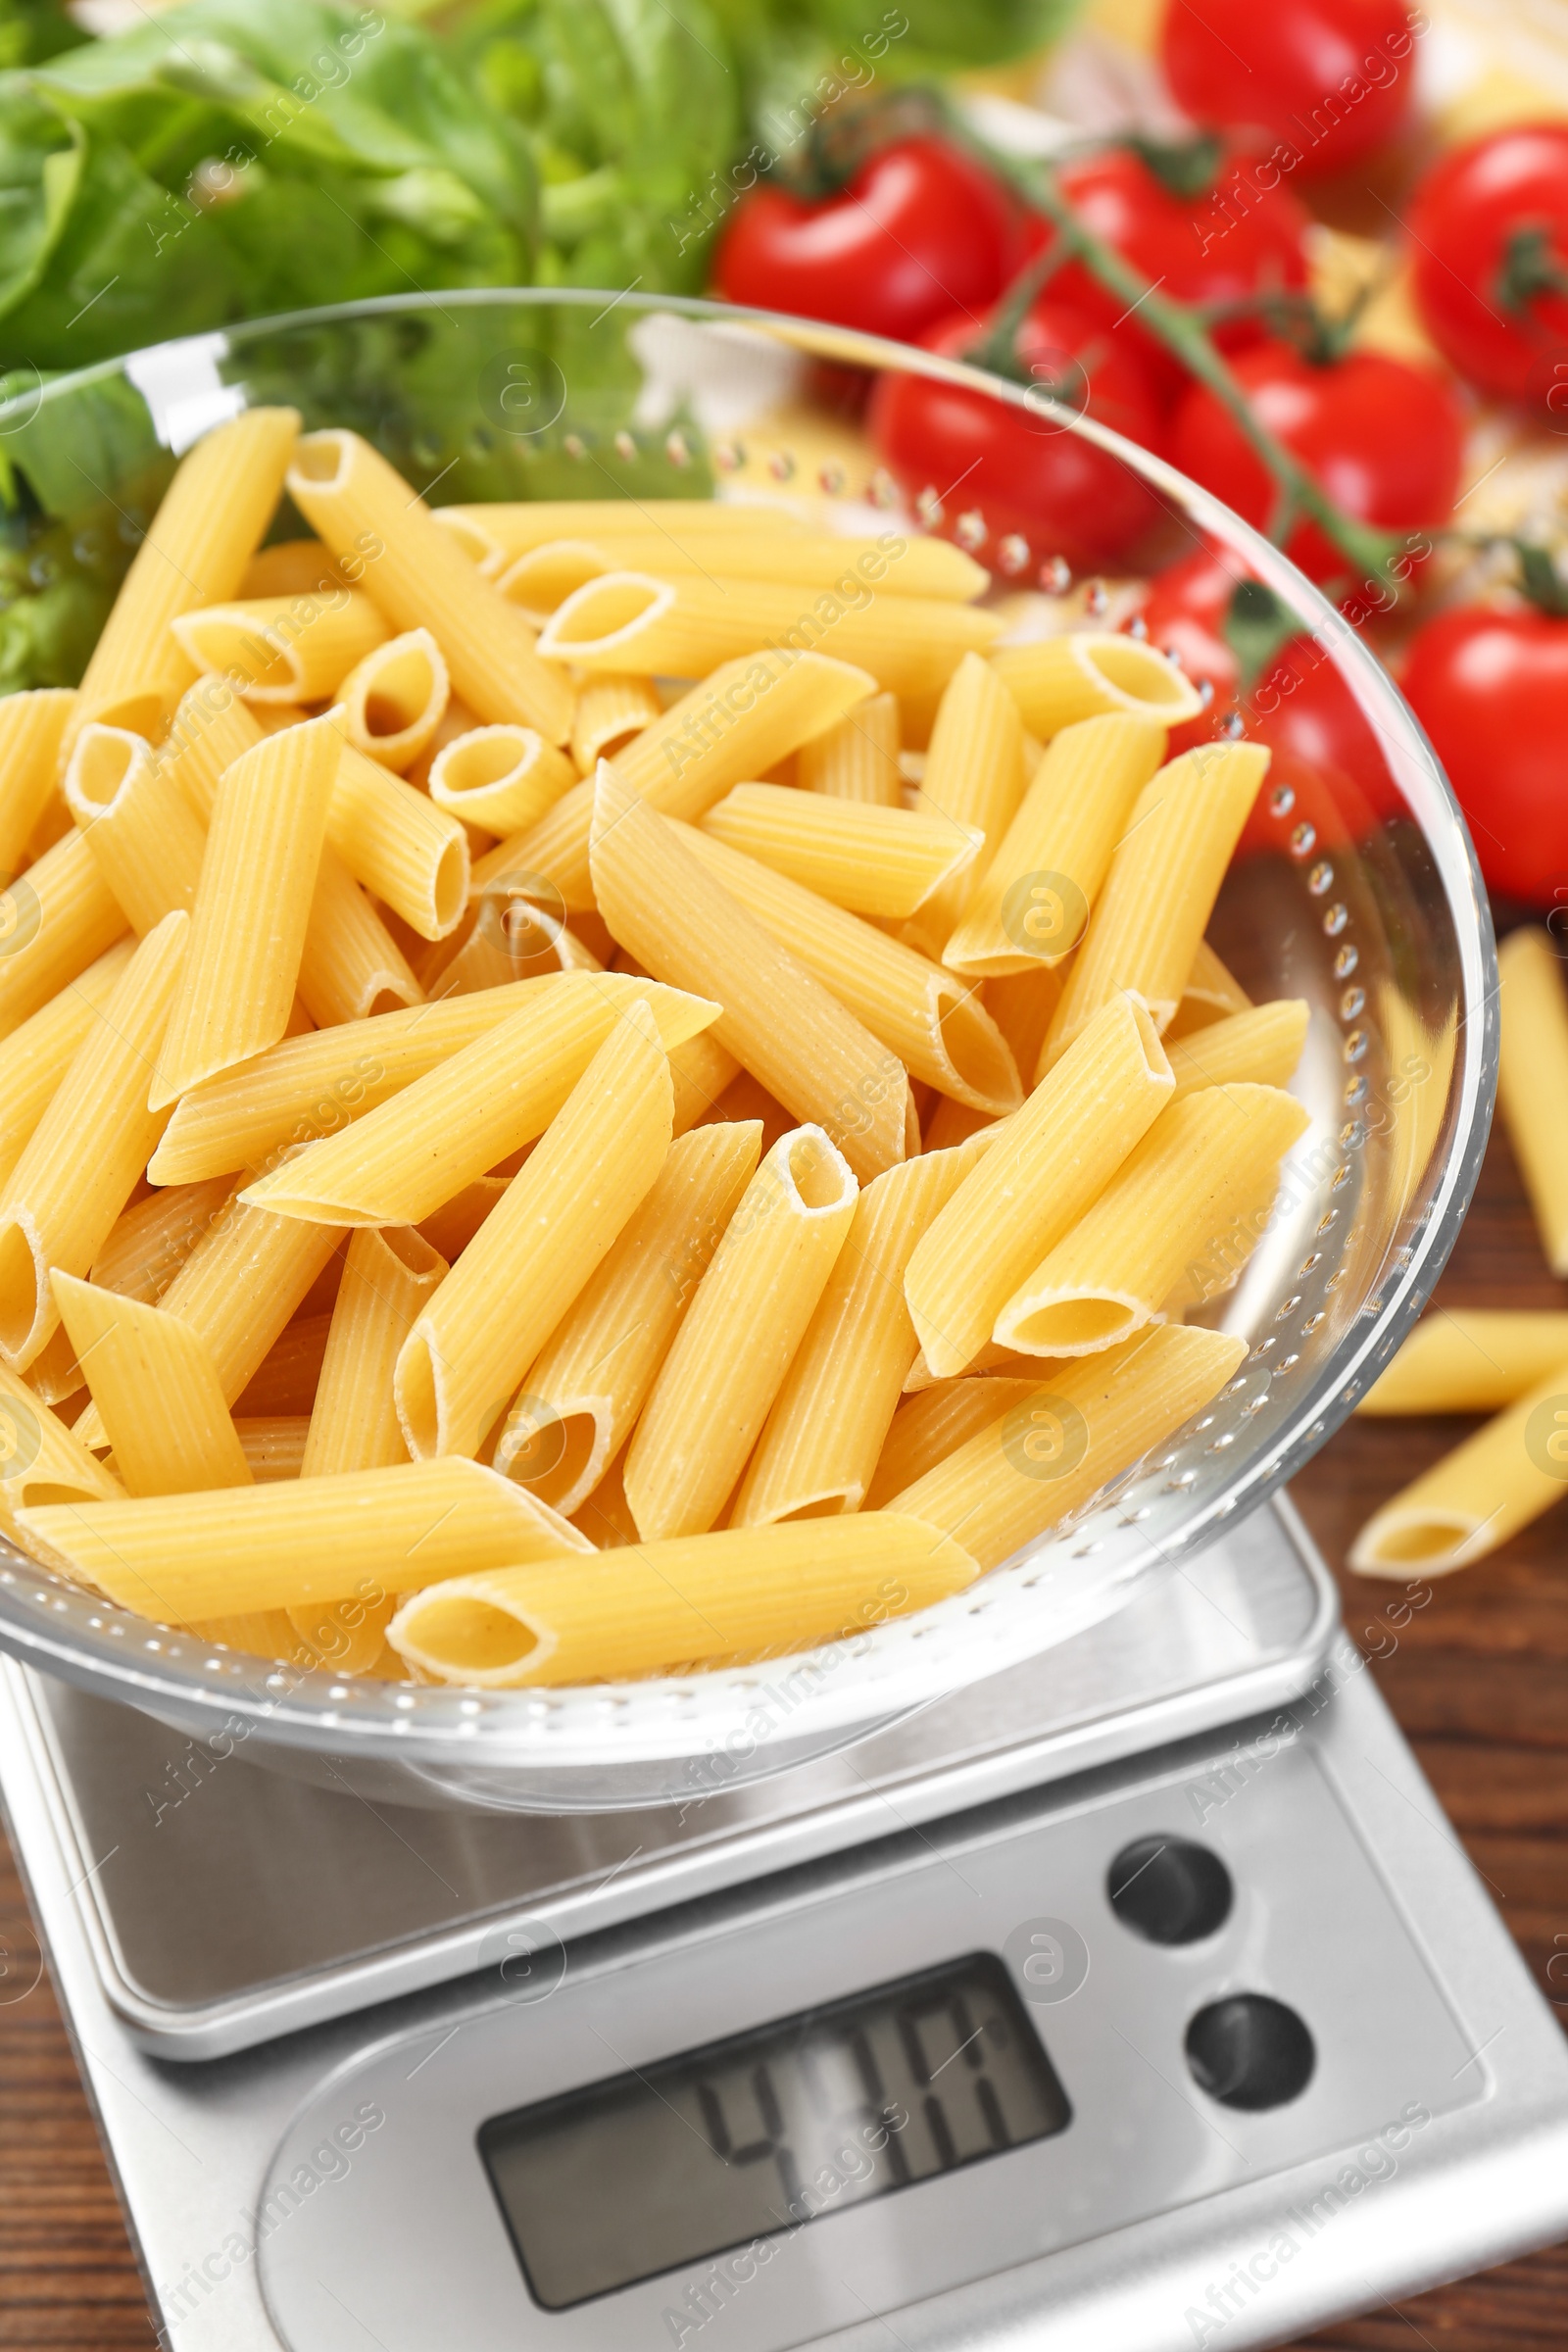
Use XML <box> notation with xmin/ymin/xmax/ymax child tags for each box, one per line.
<box><xmin>4</xmin><ymin>1500</ymin><xmax>1568</xmax><ymax>2352</ymax></box>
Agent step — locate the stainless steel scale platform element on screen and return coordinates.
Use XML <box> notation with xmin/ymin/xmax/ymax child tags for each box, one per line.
<box><xmin>3</xmin><ymin>1497</ymin><xmax>1566</xmax><ymax>2352</ymax></box>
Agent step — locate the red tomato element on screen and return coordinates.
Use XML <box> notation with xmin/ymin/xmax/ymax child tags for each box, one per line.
<box><xmin>711</xmin><ymin>139</ymin><xmax>1017</xmax><ymax>348</ymax></box>
<box><xmin>868</xmin><ymin>298</ymin><xmax>1169</xmax><ymax>567</ymax></box>
<box><xmin>1161</xmin><ymin>0</ymin><xmax>1418</xmax><ymax>179</ymax></box>
<box><xmin>1401</xmin><ymin>606</ymin><xmax>1568</xmax><ymax>905</ymax></box>
<box><xmin>1406</xmin><ymin>126</ymin><xmax>1568</xmax><ymax>404</ymax></box>
<box><xmin>1169</xmin><ymin>342</ymin><xmax>1464</xmax><ymax>587</ymax></box>
<box><xmin>1043</xmin><ymin>144</ymin><xmax>1312</xmax><ymax>400</ymax></box>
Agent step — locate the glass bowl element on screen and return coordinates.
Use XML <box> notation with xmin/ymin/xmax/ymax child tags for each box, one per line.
<box><xmin>0</xmin><ymin>291</ymin><xmax>1495</xmax><ymax>1812</ymax></box>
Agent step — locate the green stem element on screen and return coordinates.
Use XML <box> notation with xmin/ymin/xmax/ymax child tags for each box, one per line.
<box><xmin>964</xmin><ymin>242</ymin><xmax>1069</xmax><ymax>378</ymax></box>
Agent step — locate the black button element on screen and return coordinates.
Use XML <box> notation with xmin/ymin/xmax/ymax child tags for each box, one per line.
<box><xmin>1107</xmin><ymin>1836</ymin><xmax>1233</xmax><ymax>1945</ymax></box>
<box><xmin>1186</xmin><ymin>1994</ymin><xmax>1316</xmax><ymax>2110</ymax></box>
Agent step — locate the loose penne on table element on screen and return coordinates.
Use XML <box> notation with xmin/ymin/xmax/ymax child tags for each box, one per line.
<box><xmin>0</xmin><ymin>409</ymin><xmax>1321</xmax><ymax>1690</ymax></box>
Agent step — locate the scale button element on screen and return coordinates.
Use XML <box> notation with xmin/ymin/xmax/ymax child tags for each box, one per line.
<box><xmin>1185</xmin><ymin>1994</ymin><xmax>1316</xmax><ymax>2110</ymax></box>
<box><xmin>1106</xmin><ymin>1836</ymin><xmax>1233</xmax><ymax>1945</ymax></box>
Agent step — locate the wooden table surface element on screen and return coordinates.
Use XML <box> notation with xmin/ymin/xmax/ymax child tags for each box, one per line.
<box><xmin>1</xmin><ymin>1122</ymin><xmax>1566</xmax><ymax>2350</ymax></box>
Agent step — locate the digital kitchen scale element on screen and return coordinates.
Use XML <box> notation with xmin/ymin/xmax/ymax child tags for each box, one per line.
<box><xmin>3</xmin><ymin>1495</ymin><xmax>1567</xmax><ymax>2352</ymax></box>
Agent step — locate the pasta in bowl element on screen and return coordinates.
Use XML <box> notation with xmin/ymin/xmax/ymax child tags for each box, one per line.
<box><xmin>0</xmin><ymin>293</ymin><xmax>1492</xmax><ymax>1809</ymax></box>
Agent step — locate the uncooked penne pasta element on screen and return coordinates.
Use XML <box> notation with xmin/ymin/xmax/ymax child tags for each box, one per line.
<box><xmin>943</xmin><ymin>712</ymin><xmax>1167</xmax><ymax>976</ymax></box>
<box><xmin>499</xmin><ymin>531</ymin><xmax>987</xmax><ymax>619</ymax></box>
<box><xmin>0</xmin><ymin>941</ymin><xmax>135</xmax><ymax>1190</ymax></box>
<box><xmin>988</xmin><ymin>632</ymin><xmax>1202</xmax><ymax>741</ymax></box>
<box><xmin>15</xmin><ymin>1457</ymin><xmax>590</xmax><ymax>1620</ymax></box>
<box><xmin>1043</xmin><ymin>742</ymin><xmax>1269</xmax><ymax>1065</ymax></box>
<box><xmin>994</xmin><ymin>1085</ymin><xmax>1310</xmax><ymax>1357</ymax></box>
<box><xmin>625</xmin><ymin>1124</ymin><xmax>858</xmax><ymax>1541</ymax></box>
<box><xmin>569</xmin><ymin>674</ymin><xmax>662</xmax><ymax>773</ymax></box>
<box><xmin>735</xmin><ymin>1138</ymin><xmax>987</xmax><ymax>1526</ymax></box>
<box><xmin>0</xmin><ymin>1362</ymin><xmax>122</xmax><ymax>1529</ymax></box>
<box><xmin>434</xmin><ymin>500</ymin><xmax>806</xmax><ymax>565</ymax></box>
<box><xmin>1163</xmin><ymin>937</ymin><xmax>1252</xmax><ymax>1039</ymax></box>
<box><xmin>474</xmin><ymin>650</ymin><xmax>876</xmax><ymax>912</ymax></box>
<box><xmin>1349</xmin><ymin>1356</ymin><xmax>1568</xmax><ymax>1576</ymax></box>
<box><xmin>301</xmin><ymin>1225</ymin><xmax>445</xmax><ymax>1478</ymax></box>
<box><xmin>1165</xmin><ymin>1000</ymin><xmax>1310</xmax><ymax>1098</ymax></box>
<box><xmin>333</xmin><ymin>628</ymin><xmax>449</xmax><ymax>770</ymax></box>
<box><xmin>905</xmin><ymin>652</ymin><xmax>1028</xmax><ymax>958</ymax></box>
<box><xmin>326</xmin><ymin>737</ymin><xmax>469</xmax><ymax>942</ymax></box>
<box><xmin>494</xmin><ymin>1120</ymin><xmax>761</xmax><ymax>1510</ymax></box>
<box><xmin>591</xmin><ymin>762</ymin><xmax>908</xmax><ymax>1183</ymax></box>
<box><xmin>287</xmin><ymin>431</ymin><xmax>573</xmax><ymax>744</ymax></box>
<box><xmin>421</xmin><ymin>897</ymin><xmax>600</xmax><ymax>1000</ymax></box>
<box><xmin>539</xmin><ymin>571</ymin><xmax>1002</xmax><ymax>698</ymax></box>
<box><xmin>891</xmin><ymin>1324</ymin><xmax>1248</xmax><ymax>1569</ymax></box>
<box><xmin>1497</xmin><ymin>928</ymin><xmax>1568</xmax><ymax>1277</ymax></box>
<box><xmin>52</xmin><ymin>1275</ymin><xmax>251</xmax><ymax>1496</ymax></box>
<box><xmin>298</xmin><ymin>846</ymin><xmax>422</xmax><ymax>1026</ymax></box>
<box><xmin>90</xmin><ymin>1176</ymin><xmax>234</xmax><ymax>1305</ymax></box>
<box><xmin>0</xmin><ymin>691</ymin><xmax>75</xmax><ymax>877</ymax></box>
<box><xmin>1359</xmin><ymin>1311</ymin><xmax>1568</xmax><ymax>1416</ymax></box>
<box><xmin>984</xmin><ymin>966</ymin><xmax>1060</xmax><ymax>1097</ymax></box>
<box><xmin>700</xmin><ymin>786</ymin><xmax>983</xmax><ymax>920</ymax></box>
<box><xmin>395</xmin><ymin>999</ymin><xmax>673</xmax><ymax>1461</ymax></box>
<box><xmin>862</xmin><ymin>1376</ymin><xmax>1045</xmax><ymax>1512</ymax></box>
<box><xmin>151</xmin><ymin>712</ymin><xmax>339</xmax><ymax>1108</ymax></box>
<box><xmin>240</xmin><ymin>976</ymin><xmax>712</xmax><ymax>1226</ymax></box>
<box><xmin>171</xmin><ymin>592</ymin><xmax>390</xmax><ymax>705</ymax></box>
<box><xmin>0</xmin><ymin>911</ymin><xmax>187</xmax><ymax>1370</ymax></box>
<box><xmin>798</xmin><ymin>690</ymin><xmax>902</xmax><ymax>807</ymax></box>
<box><xmin>905</xmin><ymin>992</ymin><xmax>1172</xmax><ymax>1378</ymax></box>
<box><xmin>237</xmin><ymin>540</ymin><xmax>346</xmax><ymax>600</ymax></box>
<box><xmin>157</xmin><ymin>678</ymin><xmax>265</xmax><ymax>821</ymax></box>
<box><xmin>0</xmin><ymin>831</ymin><xmax>128</xmax><ymax>1044</ymax></box>
<box><xmin>236</xmin><ymin>1419</ymin><xmax>312</xmax><ymax>1483</ymax></box>
<box><xmin>388</xmin><ymin>1516</ymin><xmax>980</xmax><ymax>1688</ymax></box>
<box><xmin>428</xmin><ymin>727</ymin><xmax>575</xmax><ymax>838</ymax></box>
<box><xmin>65</xmin><ymin>407</ymin><xmax>300</xmax><ymax>752</ymax></box>
<box><xmin>416</xmin><ymin>1176</ymin><xmax>507</xmax><ymax>1264</ymax></box>
<box><xmin>64</xmin><ymin>725</ymin><xmax>208</xmax><ymax>934</ymax></box>
<box><xmin>669</xmin><ymin>1030</ymin><xmax>743</xmax><ymax>1135</ymax></box>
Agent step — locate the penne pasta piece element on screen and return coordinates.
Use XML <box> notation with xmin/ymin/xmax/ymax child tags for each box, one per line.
<box><xmin>903</xmin><ymin>1340</ymin><xmax>1043</xmax><ymax>1394</ymax></box>
<box><xmin>1163</xmin><ymin>936</ymin><xmax>1253</xmax><ymax>1039</ymax></box>
<box><xmin>0</xmin><ymin>1362</ymin><xmax>122</xmax><ymax>1537</ymax></box>
<box><xmin>303</xmin><ymin>1226</ymin><xmax>445</xmax><ymax>1478</ymax></box>
<box><xmin>387</xmin><ymin>1514</ymin><xmax>979</xmax><ymax>1688</ymax></box>
<box><xmin>591</xmin><ymin>764</ymin><xmax>908</xmax><ymax>1181</ymax></box>
<box><xmin>297</xmin><ymin>846</ymin><xmax>422</xmax><ymax>1026</ymax></box>
<box><xmin>569</xmin><ymin>674</ymin><xmax>663</xmax><ymax>773</ymax></box>
<box><xmin>0</xmin><ymin>691</ymin><xmax>75</xmax><ymax>877</ymax></box>
<box><xmin>157</xmin><ymin>678</ymin><xmax>265</xmax><ymax>822</ymax></box>
<box><xmin>0</xmin><ymin>912</ymin><xmax>187</xmax><ymax>1370</ymax></box>
<box><xmin>233</xmin><ymin>1313</ymin><xmax>334</xmax><ymax>1418</ymax></box>
<box><xmin>988</xmin><ymin>632</ymin><xmax>1203</xmax><ymax>740</ymax></box>
<box><xmin>863</xmin><ymin>1376</ymin><xmax>1046</xmax><ymax>1512</ymax></box>
<box><xmin>734</xmin><ymin>1137</ymin><xmax>989</xmax><ymax>1526</ymax></box>
<box><xmin>421</xmin><ymin>898</ymin><xmax>600</xmax><ymax>1000</ymax></box>
<box><xmin>22</xmin><ymin>1322</ymin><xmax>83</xmax><ymax>1409</ymax></box>
<box><xmin>891</xmin><ymin>1324</ymin><xmax>1248</xmax><ymax>1568</ymax></box>
<box><xmin>403</xmin><ymin>697</ymin><xmax>478</xmax><ymax>792</ymax></box>
<box><xmin>416</xmin><ymin>1175</ymin><xmax>507</xmax><ymax>1263</ymax></box>
<box><xmin>797</xmin><ymin>690</ymin><xmax>903</xmax><ymax>807</ymax></box>
<box><xmin>921</xmin><ymin>1096</ymin><xmax>996</xmax><ymax>1152</ymax></box>
<box><xmin>52</xmin><ymin>1275</ymin><xmax>251</xmax><ymax>1496</ymax></box>
<box><xmin>472</xmin><ymin>649</ymin><xmax>877</xmax><ymax>913</ymax></box>
<box><xmin>395</xmin><ymin>1000</ymin><xmax>674</xmax><ymax>1461</ymax></box>
<box><xmin>236</xmin><ymin>1418</ymin><xmax>312</xmax><ymax>1483</ymax></box>
<box><xmin>0</xmin><ymin>830</ymin><xmax>129</xmax><ymax>1044</ymax></box>
<box><xmin>428</xmin><ymin>726</ymin><xmax>575</xmax><ymax>838</ymax></box>
<box><xmin>434</xmin><ymin>500</ymin><xmax>807</xmax><ymax>564</ymax></box>
<box><xmin>943</xmin><ymin>712</ymin><xmax>1168</xmax><ymax>976</ymax></box>
<box><xmin>499</xmin><ymin>531</ymin><xmax>988</xmax><ymax>619</ymax></box>
<box><xmin>186</xmin><ymin>1608</ymin><xmax>316</xmax><ymax>1661</ymax></box>
<box><xmin>171</xmin><ymin>592</ymin><xmax>390</xmax><ymax>705</ymax></box>
<box><xmin>64</xmin><ymin>724</ymin><xmax>208</xmax><ymax>935</ymax></box>
<box><xmin>677</xmin><ymin>822</ymin><xmax>1022</xmax><ymax>1121</ymax></box>
<box><xmin>703</xmin><ymin>1069</ymin><xmax>796</xmax><ymax>1154</ymax></box>
<box><xmin>538</xmin><ymin>570</ymin><xmax>1003</xmax><ymax>699</ymax></box>
<box><xmin>1359</xmin><ymin>1311</ymin><xmax>1568</xmax><ymax>1417</ymax></box>
<box><xmin>15</xmin><ymin>1456</ymin><xmax>590</xmax><ymax>1620</ymax></box>
<box><xmin>984</xmin><ymin>966</ymin><xmax>1061</xmax><ymax>1096</ymax></box>
<box><xmin>151</xmin><ymin>712</ymin><xmax>340</xmax><ymax>1108</ymax></box>
<box><xmin>625</xmin><ymin>1124</ymin><xmax>858</xmax><ymax>1541</ymax></box>
<box><xmin>238</xmin><ymin>540</ymin><xmax>347</xmax><ymax>600</ymax></box>
<box><xmin>1165</xmin><ymin>1000</ymin><xmax>1310</xmax><ymax>1098</ymax></box>
<box><xmin>1043</xmin><ymin>743</ymin><xmax>1269</xmax><ymax>1066</ymax></box>
<box><xmin>701</xmin><ymin>786</ymin><xmax>983</xmax><ymax>920</ymax></box>
<box><xmin>569</xmin><ymin>1444</ymin><xmax>638</xmax><ymax>1549</ymax></box>
<box><xmin>0</xmin><ymin>942</ymin><xmax>136</xmax><ymax>1190</ymax></box>
<box><xmin>1497</xmin><ymin>928</ymin><xmax>1568</xmax><ymax>1276</ymax></box>
<box><xmin>904</xmin><ymin>652</ymin><xmax>1029</xmax><ymax>958</ymax></box>
<box><xmin>90</xmin><ymin>1175</ymin><xmax>235</xmax><ymax>1306</ymax></box>
<box><xmin>905</xmin><ymin>992</ymin><xmax>1172</xmax><ymax>1379</ymax></box>
<box><xmin>65</xmin><ymin>408</ymin><xmax>300</xmax><ymax>754</ymax></box>
<box><xmin>333</xmin><ymin>628</ymin><xmax>449</xmax><ymax>770</ymax></box>
<box><xmin>1349</xmin><ymin>1357</ymin><xmax>1568</xmax><ymax>1576</ymax></box>
<box><xmin>494</xmin><ymin>1121</ymin><xmax>761</xmax><ymax>1510</ymax></box>
<box><xmin>287</xmin><ymin>431</ymin><xmax>573</xmax><ymax>743</ymax></box>
<box><xmin>994</xmin><ymin>1084</ymin><xmax>1311</xmax><ymax>1357</ymax></box>
<box><xmin>326</xmin><ymin>737</ymin><xmax>469</xmax><ymax>941</ymax></box>
<box><xmin>240</xmin><ymin>976</ymin><xmax>712</xmax><ymax>1226</ymax></box>
<box><xmin>669</xmin><ymin>1030</ymin><xmax>743</xmax><ymax>1135</ymax></box>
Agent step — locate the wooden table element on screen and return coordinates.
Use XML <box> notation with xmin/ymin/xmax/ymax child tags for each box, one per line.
<box><xmin>2</xmin><ymin>1120</ymin><xmax>1566</xmax><ymax>2351</ymax></box>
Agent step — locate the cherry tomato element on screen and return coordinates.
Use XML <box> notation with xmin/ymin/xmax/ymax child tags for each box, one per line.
<box><xmin>712</xmin><ymin>138</ymin><xmax>1017</xmax><ymax>348</ymax></box>
<box><xmin>1406</xmin><ymin>125</ymin><xmax>1568</xmax><ymax>405</ymax></box>
<box><xmin>1401</xmin><ymin>606</ymin><xmax>1568</xmax><ymax>905</ymax></box>
<box><xmin>1160</xmin><ymin>0</ymin><xmax>1418</xmax><ymax>180</ymax></box>
<box><xmin>1039</xmin><ymin>143</ymin><xmax>1312</xmax><ymax>401</ymax></box>
<box><xmin>1169</xmin><ymin>341</ymin><xmax>1464</xmax><ymax>587</ymax></box>
<box><xmin>869</xmin><ymin>298</ymin><xmax>1169</xmax><ymax>567</ymax></box>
